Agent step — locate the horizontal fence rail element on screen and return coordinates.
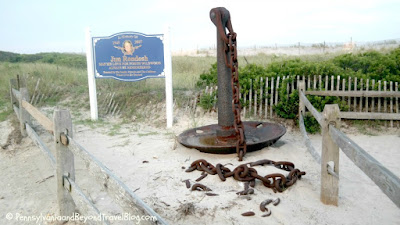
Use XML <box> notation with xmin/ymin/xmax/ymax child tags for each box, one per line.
<box><xmin>21</xmin><ymin>99</ymin><xmax>54</xmax><ymax>134</ymax></box>
<box><xmin>340</xmin><ymin>112</ymin><xmax>400</xmax><ymax>120</ymax></box>
<box><xmin>9</xmin><ymin>77</ymin><xmax>167</xmax><ymax>225</ymax></box>
<box><xmin>66</xmin><ymin>137</ymin><xmax>167</xmax><ymax>225</ymax></box>
<box><xmin>329</xmin><ymin>126</ymin><xmax>400</xmax><ymax>208</ymax></box>
<box><xmin>25</xmin><ymin>123</ymin><xmax>56</xmax><ymax>168</ymax></box>
<box><xmin>299</xmin><ymin>88</ymin><xmax>323</xmax><ymax>125</ymax></box>
<box><xmin>306</xmin><ymin>90</ymin><xmax>400</xmax><ymax>98</ymax></box>
<box><xmin>64</xmin><ymin>177</ymin><xmax>110</xmax><ymax>225</ymax></box>
<box><xmin>299</xmin><ymin>113</ymin><xmax>321</xmax><ymax>164</ymax></box>
<box><xmin>298</xmin><ymin>80</ymin><xmax>400</xmax><ymax>208</ymax></box>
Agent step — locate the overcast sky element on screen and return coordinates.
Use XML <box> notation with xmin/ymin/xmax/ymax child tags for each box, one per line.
<box><xmin>0</xmin><ymin>0</ymin><xmax>399</xmax><ymax>54</ymax></box>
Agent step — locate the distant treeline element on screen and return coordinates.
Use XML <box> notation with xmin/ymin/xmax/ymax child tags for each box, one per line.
<box><xmin>0</xmin><ymin>51</ymin><xmax>86</xmax><ymax>69</ymax></box>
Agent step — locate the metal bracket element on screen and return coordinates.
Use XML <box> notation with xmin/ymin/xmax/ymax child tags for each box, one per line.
<box><xmin>327</xmin><ymin>161</ymin><xmax>339</xmax><ymax>179</ymax></box>
<box><xmin>60</xmin><ymin>132</ymin><xmax>69</xmax><ymax>146</ymax></box>
<box><xmin>63</xmin><ymin>172</ymin><xmax>72</xmax><ymax>192</ymax></box>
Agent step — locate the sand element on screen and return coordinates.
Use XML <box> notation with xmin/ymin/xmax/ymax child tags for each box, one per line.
<box><xmin>1</xmin><ymin>109</ymin><xmax>399</xmax><ymax>225</ymax></box>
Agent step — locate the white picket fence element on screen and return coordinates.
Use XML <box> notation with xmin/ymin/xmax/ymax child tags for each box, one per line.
<box><xmin>200</xmin><ymin>75</ymin><xmax>400</xmax><ymax>125</ymax></box>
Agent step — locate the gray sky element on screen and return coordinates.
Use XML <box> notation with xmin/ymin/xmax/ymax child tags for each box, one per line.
<box><xmin>0</xmin><ymin>0</ymin><xmax>399</xmax><ymax>54</ymax></box>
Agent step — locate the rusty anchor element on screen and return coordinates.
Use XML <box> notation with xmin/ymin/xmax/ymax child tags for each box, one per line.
<box><xmin>178</xmin><ymin>7</ymin><xmax>286</xmax><ymax>160</ymax></box>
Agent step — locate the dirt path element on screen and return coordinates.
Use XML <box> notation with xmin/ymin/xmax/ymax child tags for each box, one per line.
<box><xmin>1</xmin><ymin>113</ymin><xmax>399</xmax><ymax>225</ymax></box>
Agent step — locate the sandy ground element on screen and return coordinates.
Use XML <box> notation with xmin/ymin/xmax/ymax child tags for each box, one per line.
<box><xmin>1</xmin><ymin>108</ymin><xmax>400</xmax><ymax>225</ymax></box>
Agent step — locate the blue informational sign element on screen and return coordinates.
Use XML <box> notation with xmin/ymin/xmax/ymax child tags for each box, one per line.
<box><xmin>92</xmin><ymin>32</ymin><xmax>165</xmax><ymax>81</ymax></box>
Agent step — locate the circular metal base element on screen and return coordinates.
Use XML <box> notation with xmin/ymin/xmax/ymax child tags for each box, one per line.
<box><xmin>178</xmin><ymin>121</ymin><xmax>286</xmax><ymax>154</ymax></box>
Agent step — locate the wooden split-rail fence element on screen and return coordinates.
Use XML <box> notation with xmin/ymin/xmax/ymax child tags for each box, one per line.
<box><xmin>9</xmin><ymin>77</ymin><xmax>168</xmax><ymax>225</ymax></box>
<box><xmin>297</xmin><ymin>80</ymin><xmax>400</xmax><ymax>208</ymax></box>
<box><xmin>200</xmin><ymin>75</ymin><xmax>400</xmax><ymax>126</ymax></box>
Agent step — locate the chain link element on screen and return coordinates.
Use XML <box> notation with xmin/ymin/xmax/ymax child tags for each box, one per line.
<box><xmin>219</xmin><ymin>16</ymin><xmax>247</xmax><ymax>161</ymax></box>
<box><xmin>212</xmin><ymin>8</ymin><xmax>246</xmax><ymax>161</ymax></box>
<box><xmin>186</xmin><ymin>159</ymin><xmax>306</xmax><ymax>193</ymax></box>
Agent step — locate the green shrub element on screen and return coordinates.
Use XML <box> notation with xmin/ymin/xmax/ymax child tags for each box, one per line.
<box><xmin>198</xmin><ymin>91</ymin><xmax>216</xmax><ymax>111</ymax></box>
<box><xmin>195</xmin><ymin>47</ymin><xmax>400</xmax><ymax>132</ymax></box>
<box><xmin>196</xmin><ymin>63</ymin><xmax>217</xmax><ymax>87</ymax></box>
<box><xmin>274</xmin><ymin>78</ymin><xmax>299</xmax><ymax>119</ymax></box>
<box><xmin>303</xmin><ymin>115</ymin><xmax>320</xmax><ymax>134</ymax></box>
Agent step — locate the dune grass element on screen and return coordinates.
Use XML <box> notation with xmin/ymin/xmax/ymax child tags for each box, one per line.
<box><xmin>0</xmin><ymin>56</ymin><xmax>218</xmax><ymax>122</ymax></box>
<box><xmin>1</xmin><ymin>47</ymin><xmax>397</xmax><ymax>123</ymax></box>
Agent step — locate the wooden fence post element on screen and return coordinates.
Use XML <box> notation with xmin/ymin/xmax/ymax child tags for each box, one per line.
<box><xmin>53</xmin><ymin>109</ymin><xmax>76</xmax><ymax>219</ymax></box>
<box><xmin>299</xmin><ymin>81</ymin><xmax>305</xmax><ymax>116</ymax></box>
<box><xmin>10</xmin><ymin>79</ymin><xmax>17</xmax><ymax>106</ymax></box>
<box><xmin>321</xmin><ymin>104</ymin><xmax>341</xmax><ymax>206</ymax></box>
<box><xmin>19</xmin><ymin>88</ymin><xmax>31</xmax><ymax>137</ymax></box>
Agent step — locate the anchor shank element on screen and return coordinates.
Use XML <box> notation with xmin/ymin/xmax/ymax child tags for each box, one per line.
<box><xmin>211</xmin><ymin>8</ymin><xmax>235</xmax><ymax>137</ymax></box>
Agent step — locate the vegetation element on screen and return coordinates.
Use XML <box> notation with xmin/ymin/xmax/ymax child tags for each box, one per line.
<box><xmin>196</xmin><ymin>47</ymin><xmax>400</xmax><ymax>133</ymax></box>
<box><xmin>0</xmin><ymin>51</ymin><xmax>86</xmax><ymax>68</ymax></box>
<box><xmin>1</xmin><ymin>47</ymin><xmax>399</xmax><ymax>134</ymax></box>
<box><xmin>0</xmin><ymin>53</ymin><xmax>218</xmax><ymax>123</ymax></box>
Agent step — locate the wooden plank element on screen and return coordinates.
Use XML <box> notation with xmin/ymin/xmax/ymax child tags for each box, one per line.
<box><xmin>307</xmin><ymin>75</ymin><xmax>311</xmax><ymax>90</ymax></box>
<box><xmin>265</xmin><ymin>77</ymin><xmax>268</xmax><ymax>119</ymax></box>
<box><xmin>259</xmin><ymin>77</ymin><xmax>263</xmax><ymax>117</ymax></box>
<box><xmin>366</xmin><ymin>79</ymin><xmax>369</xmax><ymax>112</ymax></box>
<box><xmin>348</xmin><ymin>77</ymin><xmax>352</xmax><ymax>111</ymax></box>
<box><xmin>396</xmin><ymin>82</ymin><xmax>399</xmax><ymax>128</ymax></box>
<box><xmin>297</xmin><ymin>75</ymin><xmax>300</xmax><ymax>90</ymax></box>
<box><xmin>384</xmin><ymin>81</ymin><xmax>387</xmax><ymax>127</ymax></box>
<box><xmin>249</xmin><ymin>80</ymin><xmax>252</xmax><ymax>115</ymax></box>
<box><xmin>342</xmin><ymin>78</ymin><xmax>345</xmax><ymax>102</ymax></box>
<box><xmin>299</xmin><ymin>113</ymin><xmax>321</xmax><ymax>163</ymax></box>
<box><xmin>331</xmin><ymin>75</ymin><xmax>334</xmax><ymax>92</ymax></box>
<box><xmin>26</xmin><ymin>123</ymin><xmax>56</xmax><ymax>168</ymax></box>
<box><xmin>275</xmin><ymin>76</ymin><xmax>280</xmax><ymax>105</ymax></box>
<box><xmin>67</xmin><ymin>138</ymin><xmax>166</xmax><ymax>225</ymax></box>
<box><xmin>329</xmin><ymin>126</ymin><xmax>400</xmax><ymax>208</ymax></box>
<box><xmin>340</xmin><ymin>112</ymin><xmax>400</xmax><ymax>120</ymax></box>
<box><xmin>371</xmin><ymin>80</ymin><xmax>375</xmax><ymax>112</ymax></box>
<box><xmin>65</xmin><ymin>177</ymin><xmax>110</xmax><ymax>225</ymax></box>
<box><xmin>10</xmin><ymin>79</ymin><xmax>17</xmax><ymax>106</ymax></box>
<box><xmin>30</xmin><ymin>78</ymin><xmax>41</xmax><ymax>104</ymax></box>
<box><xmin>305</xmin><ymin>90</ymin><xmax>400</xmax><ymax>98</ymax></box>
<box><xmin>254</xmin><ymin>90</ymin><xmax>257</xmax><ymax>117</ymax></box>
<box><xmin>17</xmin><ymin>74</ymin><xmax>21</xmax><ymax>90</ymax></box>
<box><xmin>299</xmin><ymin>90</ymin><xmax>323</xmax><ymax>125</ymax></box>
<box><xmin>354</xmin><ymin>77</ymin><xmax>357</xmax><ymax>112</ymax></box>
<box><xmin>378</xmin><ymin>80</ymin><xmax>381</xmax><ymax>112</ymax></box>
<box><xmin>313</xmin><ymin>75</ymin><xmax>317</xmax><ymax>90</ymax></box>
<box><xmin>325</xmin><ymin>76</ymin><xmax>328</xmax><ymax>91</ymax></box>
<box><xmin>53</xmin><ymin>109</ymin><xmax>76</xmax><ymax>220</ymax></box>
<box><xmin>19</xmin><ymin>88</ymin><xmax>31</xmax><ymax>137</ymax></box>
<box><xmin>13</xmin><ymin>104</ymin><xmax>20</xmax><ymax>120</ymax></box>
<box><xmin>336</xmin><ymin>76</ymin><xmax>340</xmax><ymax>92</ymax></box>
<box><xmin>21</xmin><ymin>100</ymin><xmax>54</xmax><ymax>134</ymax></box>
<box><xmin>321</xmin><ymin>104</ymin><xmax>340</xmax><ymax>206</ymax></box>
<box><xmin>319</xmin><ymin>75</ymin><xmax>322</xmax><ymax>91</ymax></box>
<box><xmin>112</xmin><ymin>103</ymin><xmax>119</xmax><ymax>116</ymax></box>
<box><xmin>299</xmin><ymin>81</ymin><xmax>305</xmax><ymax>115</ymax></box>
<box><xmin>270</xmin><ymin>77</ymin><xmax>274</xmax><ymax>118</ymax></box>
<box><xmin>12</xmin><ymin>88</ymin><xmax>21</xmax><ymax>101</ymax></box>
<box><xmin>360</xmin><ymin>79</ymin><xmax>363</xmax><ymax>112</ymax></box>
<box><xmin>390</xmin><ymin>81</ymin><xmax>393</xmax><ymax>127</ymax></box>
<box><xmin>286</xmin><ymin>77</ymin><xmax>290</xmax><ymax>100</ymax></box>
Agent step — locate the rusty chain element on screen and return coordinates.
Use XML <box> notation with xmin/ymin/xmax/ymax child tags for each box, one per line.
<box><xmin>213</xmin><ymin>8</ymin><xmax>247</xmax><ymax>161</ymax></box>
<box><xmin>186</xmin><ymin>159</ymin><xmax>306</xmax><ymax>193</ymax></box>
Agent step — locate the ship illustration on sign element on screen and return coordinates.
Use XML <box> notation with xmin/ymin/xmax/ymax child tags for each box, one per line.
<box><xmin>114</xmin><ymin>40</ymin><xmax>142</xmax><ymax>55</ymax></box>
